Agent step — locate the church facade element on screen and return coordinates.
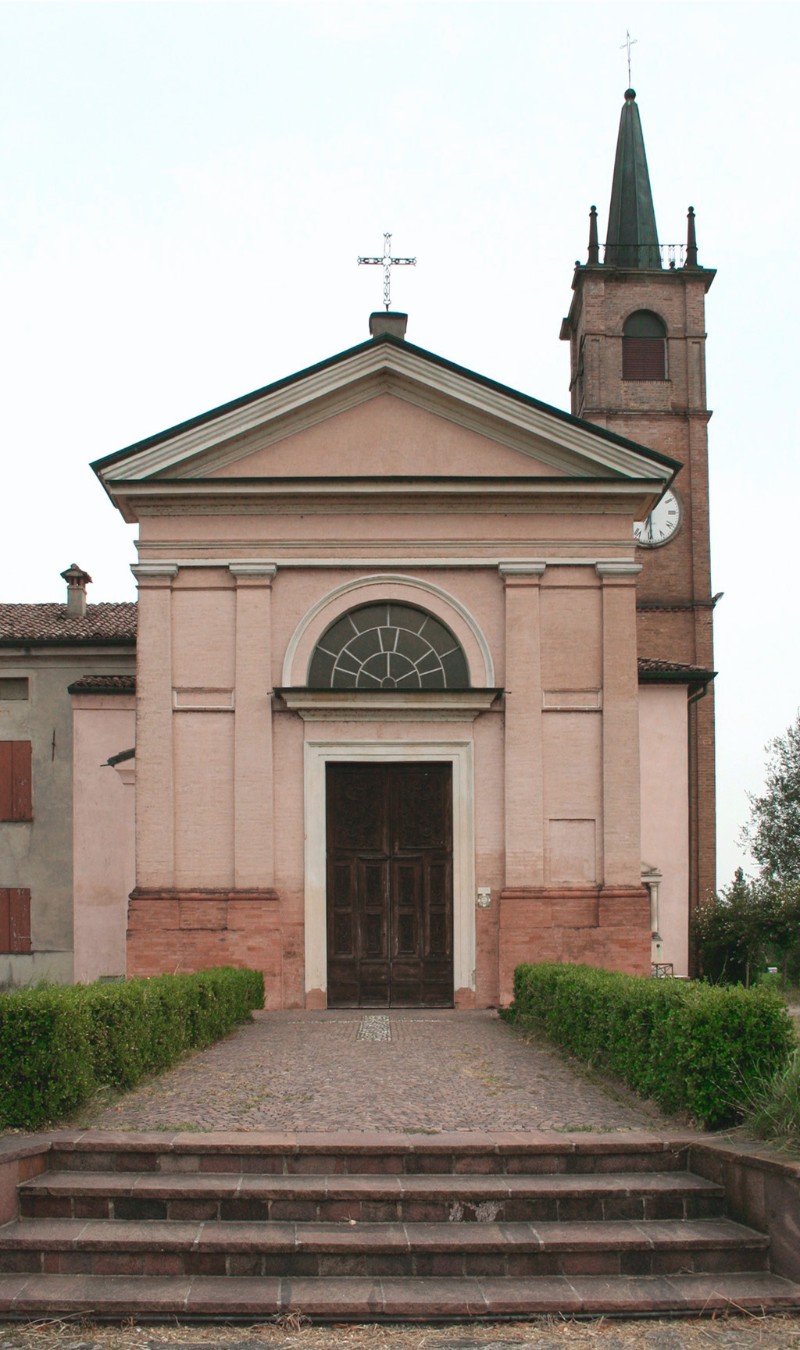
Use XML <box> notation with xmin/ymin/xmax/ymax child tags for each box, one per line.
<box><xmin>0</xmin><ymin>91</ymin><xmax>716</xmax><ymax>1004</ymax></box>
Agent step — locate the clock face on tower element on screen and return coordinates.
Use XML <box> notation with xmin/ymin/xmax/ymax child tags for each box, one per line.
<box><xmin>634</xmin><ymin>489</ymin><xmax>682</xmax><ymax>548</ymax></box>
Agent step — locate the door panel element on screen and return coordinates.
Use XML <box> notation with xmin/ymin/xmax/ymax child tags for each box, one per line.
<box><xmin>326</xmin><ymin>763</ymin><xmax>454</xmax><ymax>1007</ymax></box>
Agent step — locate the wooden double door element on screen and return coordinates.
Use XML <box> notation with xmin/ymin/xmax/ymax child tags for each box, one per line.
<box><xmin>326</xmin><ymin>763</ymin><xmax>454</xmax><ymax>1007</ymax></box>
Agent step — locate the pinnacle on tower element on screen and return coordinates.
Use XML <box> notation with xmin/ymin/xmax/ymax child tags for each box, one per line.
<box><xmin>604</xmin><ymin>89</ymin><xmax>661</xmax><ymax>269</ymax></box>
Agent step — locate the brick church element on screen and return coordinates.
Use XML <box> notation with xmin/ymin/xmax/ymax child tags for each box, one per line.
<box><xmin>0</xmin><ymin>90</ymin><xmax>716</xmax><ymax>1006</ymax></box>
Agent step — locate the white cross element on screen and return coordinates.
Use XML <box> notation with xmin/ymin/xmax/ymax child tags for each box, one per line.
<box><xmin>358</xmin><ymin>232</ymin><xmax>416</xmax><ymax>311</ymax></box>
<box><xmin>621</xmin><ymin>29</ymin><xmax>638</xmax><ymax>86</ymax></box>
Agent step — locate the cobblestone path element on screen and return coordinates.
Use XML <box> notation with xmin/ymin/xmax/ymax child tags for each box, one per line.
<box><xmin>85</xmin><ymin>1010</ymin><xmax>671</xmax><ymax>1134</ymax></box>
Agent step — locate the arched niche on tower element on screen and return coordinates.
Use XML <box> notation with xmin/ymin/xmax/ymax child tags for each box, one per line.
<box><xmin>622</xmin><ymin>309</ymin><xmax>667</xmax><ymax>381</ymax></box>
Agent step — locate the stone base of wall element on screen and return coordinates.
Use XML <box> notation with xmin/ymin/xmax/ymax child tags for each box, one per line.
<box><xmin>127</xmin><ymin>889</ymin><xmax>282</xmax><ymax>1006</ymax></box>
<box><xmin>498</xmin><ymin>885</ymin><xmax>651</xmax><ymax>1005</ymax></box>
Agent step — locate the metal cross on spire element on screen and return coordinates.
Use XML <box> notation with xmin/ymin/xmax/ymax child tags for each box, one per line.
<box><xmin>358</xmin><ymin>232</ymin><xmax>416</xmax><ymax>311</ymax></box>
<box><xmin>620</xmin><ymin>29</ymin><xmax>638</xmax><ymax>86</ymax></box>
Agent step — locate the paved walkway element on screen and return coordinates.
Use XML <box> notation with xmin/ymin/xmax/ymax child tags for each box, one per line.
<box><xmin>85</xmin><ymin>1010</ymin><xmax>670</xmax><ymax>1134</ymax></box>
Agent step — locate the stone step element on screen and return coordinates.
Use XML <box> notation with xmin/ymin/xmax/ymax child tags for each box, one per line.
<box><xmin>0</xmin><ymin>1216</ymin><xmax>769</xmax><ymax>1278</ymax></box>
<box><xmin>0</xmin><ymin>1270</ymin><xmax>798</xmax><ymax>1319</ymax></box>
<box><xmin>19</xmin><ymin>1169</ymin><xmax>724</xmax><ymax>1224</ymax></box>
<box><xmin>46</xmin><ymin>1131</ymin><xmax>694</xmax><ymax>1177</ymax></box>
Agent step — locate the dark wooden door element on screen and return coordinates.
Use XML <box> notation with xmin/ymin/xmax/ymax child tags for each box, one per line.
<box><xmin>326</xmin><ymin>763</ymin><xmax>453</xmax><ymax>1007</ymax></box>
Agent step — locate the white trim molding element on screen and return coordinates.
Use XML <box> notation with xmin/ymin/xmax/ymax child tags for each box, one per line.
<box><xmin>277</xmin><ymin>689</ymin><xmax>499</xmax><ymax>722</ymax></box>
<box><xmin>303</xmin><ymin>738</ymin><xmax>476</xmax><ymax>1002</ymax></box>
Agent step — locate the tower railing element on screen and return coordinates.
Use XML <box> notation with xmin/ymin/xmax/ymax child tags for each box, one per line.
<box><xmin>595</xmin><ymin>243</ymin><xmax>687</xmax><ymax>268</ymax></box>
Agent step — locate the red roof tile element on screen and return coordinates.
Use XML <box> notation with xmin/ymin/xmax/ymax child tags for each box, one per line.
<box><xmin>638</xmin><ymin>657</ymin><xmax>715</xmax><ymax>681</ymax></box>
<box><xmin>67</xmin><ymin>673</ymin><xmax>136</xmax><ymax>694</ymax></box>
<box><xmin>0</xmin><ymin>603</ymin><xmax>137</xmax><ymax>645</ymax></box>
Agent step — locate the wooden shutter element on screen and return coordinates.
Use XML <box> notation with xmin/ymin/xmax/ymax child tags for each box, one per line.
<box><xmin>622</xmin><ymin>336</ymin><xmax>666</xmax><ymax>380</ymax></box>
<box><xmin>0</xmin><ymin>888</ymin><xmax>31</xmax><ymax>953</ymax></box>
<box><xmin>0</xmin><ymin>741</ymin><xmax>32</xmax><ymax>821</ymax></box>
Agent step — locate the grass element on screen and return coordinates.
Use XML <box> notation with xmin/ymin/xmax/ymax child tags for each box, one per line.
<box><xmin>741</xmin><ymin>1047</ymin><xmax>800</xmax><ymax>1151</ymax></box>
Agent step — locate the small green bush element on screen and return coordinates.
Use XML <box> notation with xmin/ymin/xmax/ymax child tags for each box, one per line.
<box><xmin>0</xmin><ymin>966</ymin><xmax>264</xmax><ymax>1130</ymax></box>
<box><xmin>506</xmin><ymin>962</ymin><xmax>797</xmax><ymax>1129</ymax></box>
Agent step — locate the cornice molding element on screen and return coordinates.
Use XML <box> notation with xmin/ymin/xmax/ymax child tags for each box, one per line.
<box><xmin>498</xmin><ymin>563</ymin><xmax>547</xmax><ymax>578</ymax></box>
<box><xmin>596</xmin><ymin>562</ymin><xmax>642</xmax><ymax>579</ymax></box>
<box><xmin>228</xmin><ymin>564</ymin><xmax>277</xmax><ymax>580</ymax></box>
<box><xmin>130</xmin><ymin>564</ymin><xmax>179</xmax><ymax>584</ymax></box>
<box><xmin>110</xmin><ymin>477</ymin><xmax>667</xmax><ymax>526</ymax></box>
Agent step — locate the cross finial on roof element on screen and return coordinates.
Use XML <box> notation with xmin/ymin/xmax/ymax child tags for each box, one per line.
<box><xmin>358</xmin><ymin>232</ymin><xmax>416</xmax><ymax>311</ymax></box>
<box><xmin>621</xmin><ymin>29</ymin><xmax>637</xmax><ymax>87</ymax></box>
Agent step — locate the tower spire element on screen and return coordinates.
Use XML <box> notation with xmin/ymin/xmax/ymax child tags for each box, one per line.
<box><xmin>604</xmin><ymin>89</ymin><xmax>661</xmax><ymax>269</ymax></box>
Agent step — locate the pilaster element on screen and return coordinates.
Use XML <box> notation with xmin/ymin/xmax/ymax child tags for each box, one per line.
<box><xmin>131</xmin><ymin>564</ymin><xmax>178</xmax><ymax>886</ymax></box>
<box><xmin>499</xmin><ymin>564</ymin><xmax>546</xmax><ymax>886</ymax></box>
<box><xmin>230</xmin><ymin>565</ymin><xmax>276</xmax><ymax>888</ymax></box>
<box><xmin>596</xmin><ymin>562</ymin><xmax>642</xmax><ymax>883</ymax></box>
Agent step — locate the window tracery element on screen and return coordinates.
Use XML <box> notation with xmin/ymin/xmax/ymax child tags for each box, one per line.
<box><xmin>307</xmin><ymin>603</ymin><xmax>470</xmax><ymax>689</ymax></box>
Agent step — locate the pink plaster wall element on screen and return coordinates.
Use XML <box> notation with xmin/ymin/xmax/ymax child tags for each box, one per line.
<box><xmin>136</xmin><ymin>507</ymin><xmax>633</xmax><ymax>554</ymax></box>
<box><xmin>540</xmin><ymin>574</ymin><xmax>602</xmax><ymax>689</ymax></box>
<box><xmin>542</xmin><ymin>714</ymin><xmax>603</xmax><ymax>884</ymax></box>
<box><xmin>71</xmin><ymin>695</ymin><xmax>135</xmax><ymax>983</ymax></box>
<box><xmin>173</xmin><ymin>711</ymin><xmax>235</xmax><ymax>887</ymax></box>
<box><xmin>172</xmin><ymin>576</ymin><xmax>236</xmax><ymax>688</ymax></box>
<box><xmin>209</xmin><ymin>394</ymin><xmax>569</xmax><ymax>480</ymax></box>
<box><xmin>639</xmin><ymin>684</ymin><xmax>690</xmax><ymax>976</ymax></box>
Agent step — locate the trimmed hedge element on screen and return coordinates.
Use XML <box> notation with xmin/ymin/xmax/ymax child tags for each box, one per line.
<box><xmin>0</xmin><ymin>966</ymin><xmax>264</xmax><ymax>1130</ymax></box>
<box><xmin>505</xmin><ymin>962</ymin><xmax>797</xmax><ymax>1129</ymax></box>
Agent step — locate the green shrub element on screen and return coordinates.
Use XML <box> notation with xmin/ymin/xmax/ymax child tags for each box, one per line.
<box><xmin>506</xmin><ymin>962</ymin><xmax>796</xmax><ymax>1129</ymax></box>
<box><xmin>0</xmin><ymin>987</ymin><xmax>96</xmax><ymax>1129</ymax></box>
<box><xmin>0</xmin><ymin>966</ymin><xmax>264</xmax><ymax>1130</ymax></box>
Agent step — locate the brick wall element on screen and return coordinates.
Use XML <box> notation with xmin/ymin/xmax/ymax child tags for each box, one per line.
<box><xmin>498</xmin><ymin>885</ymin><xmax>651</xmax><ymax>1003</ymax></box>
<box><xmin>562</xmin><ymin>263</ymin><xmax>717</xmax><ymax>923</ymax></box>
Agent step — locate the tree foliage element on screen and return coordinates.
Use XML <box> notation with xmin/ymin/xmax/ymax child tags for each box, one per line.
<box><xmin>692</xmin><ymin>868</ymin><xmax>800</xmax><ymax>986</ymax></box>
<box><xmin>742</xmin><ymin>711</ymin><xmax>800</xmax><ymax>885</ymax></box>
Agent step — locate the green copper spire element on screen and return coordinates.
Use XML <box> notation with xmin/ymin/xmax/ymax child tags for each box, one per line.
<box><xmin>604</xmin><ymin>89</ymin><xmax>661</xmax><ymax>269</ymax></box>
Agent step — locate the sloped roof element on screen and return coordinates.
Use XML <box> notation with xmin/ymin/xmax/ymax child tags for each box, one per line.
<box><xmin>67</xmin><ymin>673</ymin><xmax>136</xmax><ymax>693</ymax></box>
<box><xmin>0</xmin><ymin>603</ymin><xmax>137</xmax><ymax>646</ymax></box>
<box><xmin>93</xmin><ymin>332</ymin><xmax>681</xmax><ymax>489</ymax></box>
<box><xmin>638</xmin><ymin>656</ymin><xmax>716</xmax><ymax>685</ymax></box>
<box><xmin>604</xmin><ymin>90</ymin><xmax>661</xmax><ymax>269</ymax></box>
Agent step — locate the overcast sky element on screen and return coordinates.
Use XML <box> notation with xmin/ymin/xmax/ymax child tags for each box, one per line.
<box><xmin>2</xmin><ymin>1</ymin><xmax>798</xmax><ymax>889</ymax></box>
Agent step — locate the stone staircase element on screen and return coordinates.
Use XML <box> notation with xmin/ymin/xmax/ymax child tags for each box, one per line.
<box><xmin>1</xmin><ymin>1132</ymin><xmax>799</xmax><ymax>1320</ymax></box>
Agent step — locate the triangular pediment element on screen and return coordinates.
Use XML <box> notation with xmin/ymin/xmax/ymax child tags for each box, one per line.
<box><xmin>206</xmin><ymin>394</ymin><xmax>569</xmax><ymax>481</ymax></box>
<box><xmin>94</xmin><ymin>336</ymin><xmax>678</xmax><ymax>519</ymax></box>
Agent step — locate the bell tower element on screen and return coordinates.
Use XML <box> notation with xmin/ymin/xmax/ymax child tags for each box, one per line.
<box><xmin>560</xmin><ymin>88</ymin><xmax>717</xmax><ymax>920</ymax></box>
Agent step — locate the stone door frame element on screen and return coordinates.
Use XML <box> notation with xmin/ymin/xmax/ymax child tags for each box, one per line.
<box><xmin>304</xmin><ymin>738</ymin><xmax>475</xmax><ymax>1004</ymax></box>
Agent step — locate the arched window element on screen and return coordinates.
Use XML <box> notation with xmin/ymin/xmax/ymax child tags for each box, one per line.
<box><xmin>622</xmin><ymin>310</ymin><xmax>667</xmax><ymax>381</ymax></box>
<box><xmin>307</xmin><ymin>603</ymin><xmax>470</xmax><ymax>689</ymax></box>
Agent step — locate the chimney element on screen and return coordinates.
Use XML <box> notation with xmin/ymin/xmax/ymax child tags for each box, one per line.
<box><xmin>60</xmin><ymin>563</ymin><xmax>92</xmax><ymax>617</ymax></box>
<box><xmin>369</xmin><ymin>311</ymin><xmax>408</xmax><ymax>340</ymax></box>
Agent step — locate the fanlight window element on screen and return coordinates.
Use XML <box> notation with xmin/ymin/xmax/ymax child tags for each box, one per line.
<box><xmin>308</xmin><ymin>603</ymin><xmax>470</xmax><ymax>689</ymax></box>
<box><xmin>622</xmin><ymin>310</ymin><xmax>667</xmax><ymax>381</ymax></box>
